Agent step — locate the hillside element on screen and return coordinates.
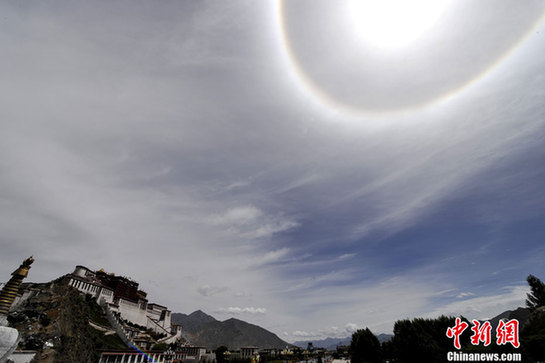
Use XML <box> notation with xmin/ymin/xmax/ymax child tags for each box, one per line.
<box><xmin>7</xmin><ymin>279</ymin><xmax>126</xmax><ymax>362</ymax></box>
<box><xmin>171</xmin><ymin>310</ymin><xmax>289</xmax><ymax>350</ymax></box>
<box><xmin>172</xmin><ymin>310</ymin><xmax>217</xmax><ymax>332</ymax></box>
<box><xmin>485</xmin><ymin>307</ymin><xmax>530</xmax><ymax>329</ymax></box>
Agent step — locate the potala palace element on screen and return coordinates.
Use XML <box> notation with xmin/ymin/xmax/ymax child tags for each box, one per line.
<box><xmin>68</xmin><ymin>265</ymin><xmax>181</xmax><ymax>343</ymax></box>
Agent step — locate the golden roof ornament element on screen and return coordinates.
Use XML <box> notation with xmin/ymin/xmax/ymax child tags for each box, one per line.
<box><xmin>0</xmin><ymin>256</ymin><xmax>34</xmax><ymax>317</ymax></box>
<box><xmin>12</xmin><ymin>256</ymin><xmax>34</xmax><ymax>278</ymax></box>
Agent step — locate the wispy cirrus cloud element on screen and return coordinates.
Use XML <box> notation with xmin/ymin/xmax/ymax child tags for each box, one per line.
<box><xmin>426</xmin><ymin>285</ymin><xmax>528</xmax><ymax>320</ymax></box>
<box><xmin>197</xmin><ymin>285</ymin><xmax>229</xmax><ymax>297</ymax></box>
<box><xmin>247</xmin><ymin>248</ymin><xmax>292</xmax><ymax>268</ymax></box>
<box><xmin>291</xmin><ymin>323</ymin><xmax>360</xmax><ymax>339</ymax></box>
<box><xmin>216</xmin><ymin>307</ymin><xmax>267</xmax><ymax>315</ymax></box>
<box><xmin>456</xmin><ymin>292</ymin><xmax>476</xmax><ymax>299</ymax></box>
<box><xmin>208</xmin><ymin>205</ymin><xmax>298</xmax><ymax>239</ymax></box>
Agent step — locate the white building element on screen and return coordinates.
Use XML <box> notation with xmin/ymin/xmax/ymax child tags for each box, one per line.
<box><xmin>67</xmin><ymin>266</ymin><xmax>174</xmax><ymax>336</ymax></box>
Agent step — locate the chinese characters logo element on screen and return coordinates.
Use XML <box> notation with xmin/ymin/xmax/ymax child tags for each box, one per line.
<box><xmin>446</xmin><ymin>317</ymin><xmax>519</xmax><ymax>349</ymax></box>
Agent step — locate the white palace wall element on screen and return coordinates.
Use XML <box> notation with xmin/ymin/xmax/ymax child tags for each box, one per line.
<box><xmin>67</xmin><ymin>268</ymin><xmax>173</xmax><ymax>336</ymax></box>
<box><xmin>114</xmin><ymin>297</ymin><xmax>148</xmax><ymax>327</ymax></box>
<box><xmin>68</xmin><ymin>277</ymin><xmax>115</xmax><ymax>305</ymax></box>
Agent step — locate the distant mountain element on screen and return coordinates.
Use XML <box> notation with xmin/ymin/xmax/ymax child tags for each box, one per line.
<box><xmin>376</xmin><ymin>333</ymin><xmax>394</xmax><ymax>343</ymax></box>
<box><xmin>293</xmin><ymin>333</ymin><xmax>392</xmax><ymax>351</ymax></box>
<box><xmin>172</xmin><ymin>310</ymin><xmax>218</xmax><ymax>332</ymax></box>
<box><xmin>485</xmin><ymin>307</ymin><xmax>530</xmax><ymax>329</ymax></box>
<box><xmin>293</xmin><ymin>337</ymin><xmax>351</xmax><ymax>351</ymax></box>
<box><xmin>172</xmin><ymin>310</ymin><xmax>290</xmax><ymax>350</ymax></box>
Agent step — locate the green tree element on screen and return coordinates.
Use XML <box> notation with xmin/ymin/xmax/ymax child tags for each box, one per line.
<box><xmin>350</xmin><ymin>328</ymin><xmax>382</xmax><ymax>363</ymax></box>
<box><xmin>215</xmin><ymin>345</ymin><xmax>229</xmax><ymax>363</ymax></box>
<box><xmin>391</xmin><ymin>316</ymin><xmax>470</xmax><ymax>362</ymax></box>
<box><xmin>522</xmin><ymin>274</ymin><xmax>545</xmax><ymax>362</ymax></box>
<box><xmin>381</xmin><ymin>339</ymin><xmax>395</xmax><ymax>362</ymax></box>
<box><xmin>521</xmin><ymin>313</ymin><xmax>545</xmax><ymax>363</ymax></box>
<box><xmin>526</xmin><ymin>274</ymin><xmax>545</xmax><ymax>312</ymax></box>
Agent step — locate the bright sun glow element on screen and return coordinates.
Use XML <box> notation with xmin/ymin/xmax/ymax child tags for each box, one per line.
<box><xmin>347</xmin><ymin>0</ymin><xmax>452</xmax><ymax>49</ymax></box>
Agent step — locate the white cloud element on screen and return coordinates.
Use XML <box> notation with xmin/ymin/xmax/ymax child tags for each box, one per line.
<box><xmin>427</xmin><ymin>285</ymin><xmax>528</xmax><ymax>321</ymax></box>
<box><xmin>197</xmin><ymin>285</ymin><xmax>229</xmax><ymax>297</ymax></box>
<box><xmin>292</xmin><ymin>330</ymin><xmax>315</xmax><ymax>338</ymax></box>
<box><xmin>225</xmin><ymin>180</ymin><xmax>251</xmax><ymax>191</ymax></box>
<box><xmin>291</xmin><ymin>323</ymin><xmax>360</xmax><ymax>340</ymax></box>
<box><xmin>208</xmin><ymin>205</ymin><xmax>298</xmax><ymax>239</ymax></box>
<box><xmin>249</xmin><ymin>248</ymin><xmax>291</xmax><ymax>267</ymax></box>
<box><xmin>456</xmin><ymin>292</ymin><xmax>476</xmax><ymax>299</ymax></box>
<box><xmin>344</xmin><ymin>323</ymin><xmax>359</xmax><ymax>333</ymax></box>
<box><xmin>216</xmin><ymin>307</ymin><xmax>267</xmax><ymax>315</ymax></box>
<box><xmin>210</xmin><ymin>206</ymin><xmax>263</xmax><ymax>226</ymax></box>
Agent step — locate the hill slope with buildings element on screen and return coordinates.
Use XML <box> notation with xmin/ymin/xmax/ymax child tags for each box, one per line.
<box><xmin>5</xmin><ymin>265</ymin><xmax>187</xmax><ymax>362</ymax></box>
<box><xmin>8</xmin><ymin>280</ymin><xmax>126</xmax><ymax>362</ymax></box>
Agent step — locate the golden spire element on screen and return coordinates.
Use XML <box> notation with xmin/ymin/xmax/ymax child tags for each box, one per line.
<box><xmin>0</xmin><ymin>256</ymin><xmax>34</xmax><ymax>317</ymax></box>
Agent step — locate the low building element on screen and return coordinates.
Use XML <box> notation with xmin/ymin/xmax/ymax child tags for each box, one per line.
<box><xmin>98</xmin><ymin>349</ymin><xmax>180</xmax><ymax>363</ymax></box>
<box><xmin>98</xmin><ymin>346</ymin><xmax>207</xmax><ymax>363</ymax></box>
<box><xmin>240</xmin><ymin>346</ymin><xmax>259</xmax><ymax>358</ymax></box>
<box><xmin>177</xmin><ymin>346</ymin><xmax>207</xmax><ymax>360</ymax></box>
<box><xmin>258</xmin><ymin>348</ymin><xmax>280</xmax><ymax>359</ymax></box>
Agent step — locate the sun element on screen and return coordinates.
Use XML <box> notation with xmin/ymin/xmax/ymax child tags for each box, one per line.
<box><xmin>346</xmin><ymin>0</ymin><xmax>452</xmax><ymax>49</ymax></box>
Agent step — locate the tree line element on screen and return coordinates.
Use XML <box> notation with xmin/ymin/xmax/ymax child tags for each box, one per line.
<box><xmin>350</xmin><ymin>274</ymin><xmax>545</xmax><ymax>362</ymax></box>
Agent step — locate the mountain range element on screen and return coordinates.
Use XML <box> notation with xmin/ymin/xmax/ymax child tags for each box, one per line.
<box><xmin>293</xmin><ymin>333</ymin><xmax>393</xmax><ymax>351</ymax></box>
<box><xmin>171</xmin><ymin>310</ymin><xmax>290</xmax><ymax>350</ymax></box>
<box><xmin>483</xmin><ymin>307</ymin><xmax>530</xmax><ymax>329</ymax></box>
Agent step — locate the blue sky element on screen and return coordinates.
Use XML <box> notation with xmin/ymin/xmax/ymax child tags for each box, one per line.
<box><xmin>1</xmin><ymin>0</ymin><xmax>544</xmax><ymax>342</ymax></box>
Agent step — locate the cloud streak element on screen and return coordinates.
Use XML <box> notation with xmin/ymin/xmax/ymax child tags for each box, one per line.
<box><xmin>216</xmin><ymin>307</ymin><xmax>267</xmax><ymax>315</ymax></box>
